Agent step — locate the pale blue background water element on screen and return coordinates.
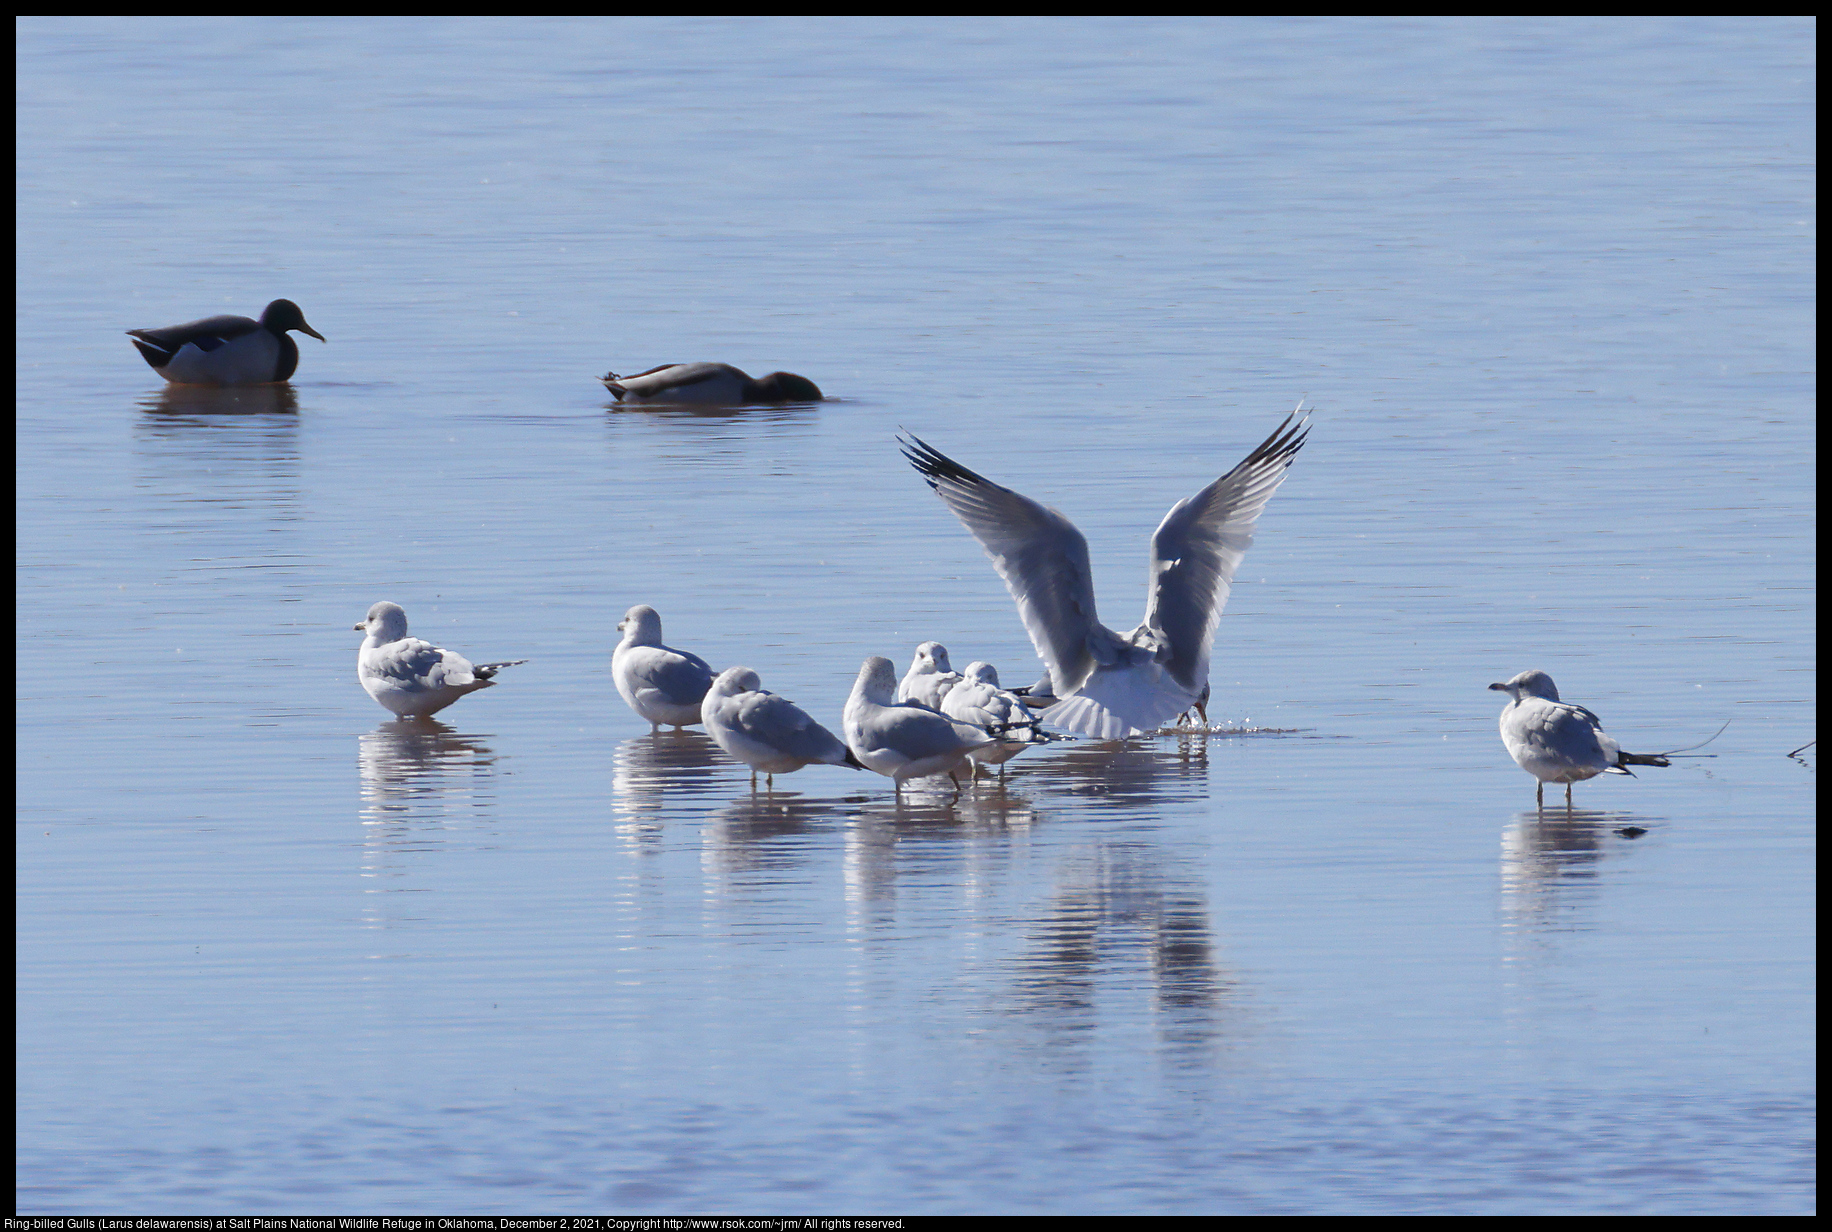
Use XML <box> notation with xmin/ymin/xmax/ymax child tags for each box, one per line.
<box><xmin>16</xmin><ymin>16</ymin><xmax>1814</xmax><ymax>1215</ymax></box>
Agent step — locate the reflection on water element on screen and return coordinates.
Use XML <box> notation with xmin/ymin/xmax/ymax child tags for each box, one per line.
<box><xmin>355</xmin><ymin>720</ymin><xmax>502</xmax><ymax>926</ymax></box>
<box><xmin>604</xmin><ymin>400</ymin><xmax>826</xmax><ymax>424</ymax></box>
<box><xmin>1008</xmin><ymin>843</ymin><xmax>1235</xmax><ymax>1061</ymax></box>
<box><xmin>357</xmin><ymin>718</ymin><xmax>500</xmax><ymax>829</ymax></box>
<box><xmin>1499</xmin><ymin>809</ymin><xmax>1658</xmax><ymax>936</ymax></box>
<box><xmin>701</xmin><ymin>791</ymin><xmax>839</xmax><ymax>885</ymax></box>
<box><xmin>1022</xmin><ymin>736</ymin><xmax>1212</xmax><ymax>812</ymax></box>
<box><xmin>610</xmin><ymin>731</ymin><xmax>727</xmax><ymax>836</ymax></box>
<box><xmin>137</xmin><ymin>384</ymin><xmax>301</xmax><ymax>418</ymax></box>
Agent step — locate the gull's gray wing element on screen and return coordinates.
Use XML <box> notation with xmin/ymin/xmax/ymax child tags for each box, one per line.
<box><xmin>740</xmin><ymin>691</ymin><xmax>849</xmax><ymax>763</ymax></box>
<box><xmin>1144</xmin><ymin>414</ymin><xmax>1309</xmax><ymax>692</ymax></box>
<box><xmin>648</xmin><ymin>647</ymin><xmax>716</xmax><ymax>704</ymax></box>
<box><xmin>900</xmin><ymin>433</ymin><xmax>1109</xmax><ymax>696</ymax></box>
<box><xmin>372</xmin><ymin>638</ymin><xmax>473</xmax><ymax>688</ymax></box>
<box><xmin>866</xmin><ymin>703</ymin><xmax>988</xmax><ymax>760</ymax></box>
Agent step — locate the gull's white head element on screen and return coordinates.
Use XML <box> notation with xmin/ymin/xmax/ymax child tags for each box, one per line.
<box><xmin>854</xmin><ymin>656</ymin><xmax>899</xmax><ymax>704</ymax></box>
<box><xmin>963</xmin><ymin>661</ymin><xmax>1000</xmax><ymax>686</ymax></box>
<box><xmin>356</xmin><ymin>601</ymin><xmax>409</xmax><ymax>642</ymax></box>
<box><xmin>911</xmin><ymin>641</ymin><xmax>952</xmax><ymax>673</ymax></box>
<box><xmin>618</xmin><ymin>604</ymin><xmax>664</xmax><ymax>645</ymax></box>
<box><xmin>711</xmin><ymin>665</ymin><xmax>763</xmax><ymax>697</ymax></box>
<box><xmin>1489</xmin><ymin>670</ymin><xmax>1560</xmax><ymax>703</ymax></box>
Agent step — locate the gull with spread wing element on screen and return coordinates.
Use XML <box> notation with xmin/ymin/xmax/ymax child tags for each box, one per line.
<box><xmin>899</xmin><ymin>413</ymin><xmax>1309</xmax><ymax>739</ymax></box>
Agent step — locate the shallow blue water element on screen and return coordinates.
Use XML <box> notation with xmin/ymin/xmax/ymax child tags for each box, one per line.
<box><xmin>16</xmin><ymin>16</ymin><xmax>1814</xmax><ymax>1214</ymax></box>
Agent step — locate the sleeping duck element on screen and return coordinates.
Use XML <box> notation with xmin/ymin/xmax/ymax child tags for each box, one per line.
<box><xmin>127</xmin><ymin>299</ymin><xmax>325</xmax><ymax>386</ymax></box>
<box><xmin>600</xmin><ymin>362</ymin><xmax>822</xmax><ymax>405</ymax></box>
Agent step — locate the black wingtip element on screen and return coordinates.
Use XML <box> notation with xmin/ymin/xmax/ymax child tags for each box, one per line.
<box><xmin>897</xmin><ymin>430</ymin><xmax>996</xmax><ymax>492</ymax></box>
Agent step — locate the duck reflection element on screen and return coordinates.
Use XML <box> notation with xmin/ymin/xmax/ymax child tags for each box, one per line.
<box><xmin>134</xmin><ymin>385</ymin><xmax>302</xmax><ymax>518</ymax></box>
<box><xmin>1007</xmin><ymin>849</ymin><xmax>1235</xmax><ymax>1055</ymax></box>
<box><xmin>605</xmin><ymin>401</ymin><xmax>822</xmax><ymax>424</ymax></box>
<box><xmin>138</xmin><ymin>384</ymin><xmax>301</xmax><ymax>418</ymax></box>
<box><xmin>357</xmin><ymin>718</ymin><xmax>499</xmax><ymax>829</ymax></box>
<box><xmin>1499</xmin><ymin>807</ymin><xmax>1658</xmax><ymax>933</ymax></box>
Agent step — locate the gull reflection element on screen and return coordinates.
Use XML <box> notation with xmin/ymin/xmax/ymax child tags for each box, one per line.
<box><xmin>611</xmin><ymin>731</ymin><xmax>726</xmax><ymax>842</ymax></box>
<box><xmin>1023</xmin><ymin>733</ymin><xmax>1212</xmax><ymax>811</ymax></box>
<box><xmin>1007</xmin><ymin>847</ymin><xmax>1236</xmax><ymax>1058</ymax></box>
<box><xmin>1499</xmin><ymin>808</ymin><xmax>1659</xmax><ymax>935</ymax></box>
<box><xmin>357</xmin><ymin>718</ymin><xmax>499</xmax><ymax>828</ymax></box>
<box><xmin>355</xmin><ymin>719</ymin><xmax>501</xmax><ymax>928</ymax></box>
<box><xmin>700</xmin><ymin>791</ymin><xmax>842</xmax><ymax>894</ymax></box>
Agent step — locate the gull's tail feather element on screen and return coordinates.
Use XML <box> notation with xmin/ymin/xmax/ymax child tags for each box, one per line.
<box><xmin>1619</xmin><ymin>751</ymin><xmax>1671</xmax><ymax>768</ymax></box>
<box><xmin>474</xmin><ymin>659</ymin><xmax>527</xmax><ymax>680</ymax></box>
<box><xmin>1044</xmin><ymin>667</ymin><xmax>1198</xmax><ymax>740</ymax></box>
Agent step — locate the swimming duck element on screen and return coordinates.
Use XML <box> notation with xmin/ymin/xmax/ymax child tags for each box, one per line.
<box><xmin>127</xmin><ymin>299</ymin><xmax>325</xmax><ymax>386</ymax></box>
<box><xmin>600</xmin><ymin>363</ymin><xmax>822</xmax><ymax>405</ymax></box>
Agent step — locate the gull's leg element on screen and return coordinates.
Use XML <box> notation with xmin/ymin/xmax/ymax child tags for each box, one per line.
<box><xmin>1565</xmin><ymin>783</ymin><xmax>1574</xmax><ymax>808</ymax></box>
<box><xmin>1536</xmin><ymin>781</ymin><xmax>1544</xmax><ymax>809</ymax></box>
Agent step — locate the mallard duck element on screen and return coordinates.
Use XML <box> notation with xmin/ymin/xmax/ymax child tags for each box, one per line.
<box><xmin>600</xmin><ymin>362</ymin><xmax>821</xmax><ymax>405</ymax></box>
<box><xmin>128</xmin><ymin>299</ymin><xmax>325</xmax><ymax>385</ymax></box>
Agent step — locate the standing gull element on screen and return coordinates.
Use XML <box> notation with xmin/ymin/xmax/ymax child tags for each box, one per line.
<box><xmin>354</xmin><ymin>601</ymin><xmax>523</xmax><ymax>718</ymax></box>
<box><xmin>941</xmin><ymin>661</ymin><xmax>1057</xmax><ymax>779</ymax></box>
<box><xmin>896</xmin><ymin>641</ymin><xmax>964</xmax><ymax>711</ymax></box>
<box><xmin>128</xmin><ymin>299</ymin><xmax>325</xmax><ymax>386</ymax></box>
<box><xmin>900</xmin><ymin>413</ymin><xmax>1309</xmax><ymax>739</ymax></box>
<box><xmin>1488</xmin><ymin>670</ymin><xmax>1672</xmax><ymax>807</ymax></box>
<box><xmin>843</xmin><ymin>657</ymin><xmax>999</xmax><ymax>792</ymax></box>
<box><xmin>702</xmin><ymin>666</ymin><xmax>863</xmax><ymax>787</ymax></box>
<box><xmin>613</xmin><ymin>605</ymin><xmax>717</xmax><ymax>729</ymax></box>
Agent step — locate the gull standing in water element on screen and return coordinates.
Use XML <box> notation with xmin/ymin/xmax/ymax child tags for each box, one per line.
<box><xmin>900</xmin><ymin>412</ymin><xmax>1309</xmax><ymax>739</ymax></box>
<box><xmin>701</xmin><ymin>666</ymin><xmax>862</xmax><ymax>788</ymax></box>
<box><xmin>354</xmin><ymin>602</ymin><xmax>524</xmax><ymax>718</ymax></box>
<box><xmin>896</xmin><ymin>641</ymin><xmax>964</xmax><ymax>711</ymax></box>
<box><xmin>1488</xmin><ymin>669</ymin><xmax>1682</xmax><ymax>807</ymax></box>
<box><xmin>613</xmin><ymin>604</ymin><xmax>716</xmax><ymax>729</ymax></box>
<box><xmin>843</xmin><ymin>656</ymin><xmax>999</xmax><ymax>793</ymax></box>
<box><xmin>941</xmin><ymin>661</ymin><xmax>1057</xmax><ymax>779</ymax></box>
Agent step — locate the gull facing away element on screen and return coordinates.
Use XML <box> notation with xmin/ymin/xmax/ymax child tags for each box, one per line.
<box><xmin>613</xmin><ymin>605</ymin><xmax>717</xmax><ymax>729</ymax></box>
<box><xmin>702</xmin><ymin>666</ymin><xmax>864</xmax><ymax>788</ymax></box>
<box><xmin>843</xmin><ymin>657</ymin><xmax>1000</xmax><ymax>792</ymax></box>
<box><xmin>354</xmin><ymin>602</ymin><xmax>524</xmax><ymax>719</ymax></box>
<box><xmin>1488</xmin><ymin>670</ymin><xmax>1674</xmax><ymax>807</ymax></box>
<box><xmin>896</xmin><ymin>641</ymin><xmax>964</xmax><ymax>711</ymax></box>
<box><xmin>941</xmin><ymin>661</ymin><xmax>1058</xmax><ymax>778</ymax></box>
<box><xmin>900</xmin><ymin>412</ymin><xmax>1310</xmax><ymax>739</ymax></box>
<box><xmin>600</xmin><ymin>363</ymin><xmax>822</xmax><ymax>405</ymax></box>
<box><xmin>128</xmin><ymin>299</ymin><xmax>325</xmax><ymax>386</ymax></box>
